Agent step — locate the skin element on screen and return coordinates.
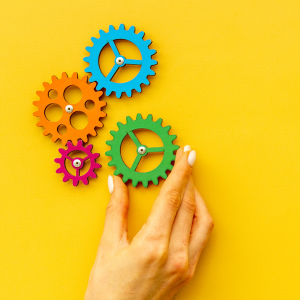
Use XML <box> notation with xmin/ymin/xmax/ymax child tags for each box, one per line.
<box><xmin>85</xmin><ymin>147</ymin><xmax>214</xmax><ymax>300</ymax></box>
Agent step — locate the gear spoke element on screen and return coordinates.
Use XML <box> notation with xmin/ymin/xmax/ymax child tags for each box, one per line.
<box><xmin>66</xmin><ymin>156</ymin><xmax>73</xmax><ymax>161</ymax></box>
<box><xmin>82</xmin><ymin>156</ymin><xmax>89</xmax><ymax>161</ymax></box>
<box><xmin>147</xmin><ymin>147</ymin><xmax>164</xmax><ymax>153</ymax></box>
<box><xmin>131</xmin><ymin>154</ymin><xmax>142</xmax><ymax>171</ymax></box>
<box><xmin>76</xmin><ymin>169</ymin><xmax>80</xmax><ymax>177</ymax></box>
<box><xmin>125</xmin><ymin>59</ymin><xmax>143</xmax><ymax>65</ymax></box>
<box><xmin>128</xmin><ymin>131</ymin><xmax>142</xmax><ymax>147</ymax></box>
<box><xmin>106</xmin><ymin>64</ymin><xmax>119</xmax><ymax>81</ymax></box>
<box><xmin>109</xmin><ymin>41</ymin><xmax>120</xmax><ymax>57</ymax></box>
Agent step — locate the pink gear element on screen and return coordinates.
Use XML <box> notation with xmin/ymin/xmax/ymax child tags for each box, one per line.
<box><xmin>55</xmin><ymin>140</ymin><xmax>101</xmax><ymax>186</ymax></box>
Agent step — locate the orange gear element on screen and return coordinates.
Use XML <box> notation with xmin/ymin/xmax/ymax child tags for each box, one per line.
<box><xmin>33</xmin><ymin>72</ymin><xmax>106</xmax><ymax>145</ymax></box>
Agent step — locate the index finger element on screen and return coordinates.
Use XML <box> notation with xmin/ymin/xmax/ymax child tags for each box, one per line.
<box><xmin>146</xmin><ymin>147</ymin><xmax>196</xmax><ymax>240</ymax></box>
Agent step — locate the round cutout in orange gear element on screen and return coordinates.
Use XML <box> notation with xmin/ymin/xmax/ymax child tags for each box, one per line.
<box><xmin>33</xmin><ymin>72</ymin><xmax>106</xmax><ymax>145</ymax></box>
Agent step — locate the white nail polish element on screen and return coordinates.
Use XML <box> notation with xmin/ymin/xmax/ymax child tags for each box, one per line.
<box><xmin>188</xmin><ymin>150</ymin><xmax>196</xmax><ymax>166</ymax></box>
<box><xmin>184</xmin><ymin>145</ymin><xmax>191</xmax><ymax>152</ymax></box>
<box><xmin>108</xmin><ymin>175</ymin><xmax>114</xmax><ymax>194</ymax></box>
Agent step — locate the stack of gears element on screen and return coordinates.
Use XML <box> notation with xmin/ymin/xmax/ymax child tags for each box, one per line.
<box><xmin>33</xmin><ymin>24</ymin><xmax>179</xmax><ymax>188</ymax></box>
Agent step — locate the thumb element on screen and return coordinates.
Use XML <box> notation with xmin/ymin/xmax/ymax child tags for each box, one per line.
<box><xmin>102</xmin><ymin>175</ymin><xmax>130</xmax><ymax>247</ymax></box>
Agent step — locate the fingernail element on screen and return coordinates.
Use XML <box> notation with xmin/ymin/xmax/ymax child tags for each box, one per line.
<box><xmin>184</xmin><ymin>145</ymin><xmax>191</xmax><ymax>152</ymax></box>
<box><xmin>188</xmin><ymin>150</ymin><xmax>196</xmax><ymax>166</ymax></box>
<box><xmin>108</xmin><ymin>175</ymin><xmax>114</xmax><ymax>194</ymax></box>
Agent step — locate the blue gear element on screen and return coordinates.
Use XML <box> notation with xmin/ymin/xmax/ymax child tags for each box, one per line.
<box><xmin>84</xmin><ymin>24</ymin><xmax>157</xmax><ymax>98</ymax></box>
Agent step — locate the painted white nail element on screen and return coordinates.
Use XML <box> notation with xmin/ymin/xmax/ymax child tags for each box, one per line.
<box><xmin>184</xmin><ymin>145</ymin><xmax>191</xmax><ymax>152</ymax></box>
<box><xmin>188</xmin><ymin>150</ymin><xmax>196</xmax><ymax>166</ymax></box>
<box><xmin>108</xmin><ymin>175</ymin><xmax>114</xmax><ymax>194</ymax></box>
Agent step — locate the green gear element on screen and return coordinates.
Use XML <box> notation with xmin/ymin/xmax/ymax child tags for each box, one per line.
<box><xmin>106</xmin><ymin>114</ymin><xmax>179</xmax><ymax>187</ymax></box>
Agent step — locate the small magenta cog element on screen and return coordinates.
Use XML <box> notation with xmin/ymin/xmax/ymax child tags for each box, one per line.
<box><xmin>55</xmin><ymin>140</ymin><xmax>101</xmax><ymax>186</ymax></box>
<box><xmin>84</xmin><ymin>24</ymin><xmax>157</xmax><ymax>98</ymax></box>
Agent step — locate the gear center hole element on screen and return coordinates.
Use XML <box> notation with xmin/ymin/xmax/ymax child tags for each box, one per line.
<box><xmin>121</xmin><ymin>129</ymin><xmax>164</xmax><ymax>173</ymax></box>
<box><xmin>99</xmin><ymin>40</ymin><xmax>142</xmax><ymax>84</ymax></box>
<box><xmin>65</xmin><ymin>150</ymin><xmax>91</xmax><ymax>176</ymax></box>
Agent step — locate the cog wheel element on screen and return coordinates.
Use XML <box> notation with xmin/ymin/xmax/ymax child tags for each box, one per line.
<box><xmin>106</xmin><ymin>114</ymin><xmax>179</xmax><ymax>187</ymax></box>
<box><xmin>84</xmin><ymin>24</ymin><xmax>157</xmax><ymax>98</ymax></box>
<box><xmin>55</xmin><ymin>140</ymin><xmax>101</xmax><ymax>186</ymax></box>
<box><xmin>33</xmin><ymin>72</ymin><xmax>106</xmax><ymax>145</ymax></box>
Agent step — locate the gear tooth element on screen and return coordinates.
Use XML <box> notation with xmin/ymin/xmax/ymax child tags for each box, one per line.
<box><xmin>36</xmin><ymin>121</ymin><xmax>43</xmax><ymax>127</ymax></box>
<box><xmin>33</xmin><ymin>101</ymin><xmax>40</xmax><ymax>106</ymax></box>
<box><xmin>82</xmin><ymin>135</ymin><xmax>88</xmax><ymax>143</ymax></box>
<box><xmin>42</xmin><ymin>82</ymin><xmax>49</xmax><ymax>89</ymax></box>
<box><xmin>63</xmin><ymin>175</ymin><xmax>70</xmax><ymax>183</ymax></box>
<box><xmin>91</xmin><ymin>37</ymin><xmax>98</xmax><ymax>44</ymax></box>
<box><xmin>146</xmin><ymin>114</ymin><xmax>153</xmax><ymax>121</ymax></box>
<box><xmin>161</xmin><ymin>173</ymin><xmax>168</xmax><ymax>180</ymax></box>
<box><xmin>132</xmin><ymin>179</ymin><xmax>138</xmax><ymax>187</ymax></box>
<box><xmin>126</xmin><ymin>116</ymin><xmax>133</xmax><ymax>123</ymax></box>
<box><xmin>119</xmin><ymin>24</ymin><xmax>125</xmax><ymax>30</ymax></box>
<box><xmin>106</xmin><ymin>89</ymin><xmax>112</xmax><ymax>96</ymax></box>
<box><xmin>136</xmin><ymin>113</ymin><xmax>143</xmax><ymax>120</ymax></box>
<box><xmin>105</xmin><ymin>150</ymin><xmax>112</xmax><ymax>156</ymax></box>
<box><xmin>110</xmin><ymin>130</ymin><xmax>117</xmax><ymax>137</ymax></box>
<box><xmin>117</xmin><ymin>122</ymin><xmax>124</xmax><ymax>129</ymax></box>
<box><xmin>156</xmin><ymin>118</ymin><xmax>163</xmax><ymax>125</ymax></box>
<box><xmin>143</xmin><ymin>78</ymin><xmax>150</xmax><ymax>85</ymax></box>
<box><xmin>168</xmin><ymin>164</ymin><xmax>174</xmax><ymax>171</ymax></box>
<box><xmin>173</xmin><ymin>144</ymin><xmax>180</xmax><ymax>151</ymax></box>
<box><xmin>92</xmin><ymin>153</ymin><xmax>100</xmax><ymax>160</ymax></box>
<box><xmin>52</xmin><ymin>135</ymin><xmax>58</xmax><ymax>142</ymax></box>
<box><xmin>51</xmin><ymin>75</ymin><xmax>58</xmax><ymax>82</ymax></box>
<box><xmin>67</xmin><ymin>141</ymin><xmax>73</xmax><ymax>148</ymax></box>
<box><xmin>125</xmin><ymin>89</ymin><xmax>132</xmax><ymax>97</ymax></box>
<box><xmin>77</xmin><ymin>140</ymin><xmax>83</xmax><ymax>147</ymax></box>
<box><xmin>95</xmin><ymin>163</ymin><xmax>101</xmax><ymax>169</ymax></box>
<box><xmin>149</xmin><ymin>49</ymin><xmax>157</xmax><ymax>56</ymax></box>
<box><xmin>36</xmin><ymin>91</ymin><xmax>43</xmax><ymax>98</ymax></box>
<box><xmin>129</xmin><ymin>26</ymin><xmax>135</xmax><ymax>32</ymax></box>
<box><xmin>81</xmin><ymin>75</ymin><xmax>88</xmax><ymax>82</ymax></box>
<box><xmin>33</xmin><ymin>111</ymin><xmax>39</xmax><ymax>117</ymax></box>
<box><xmin>145</xmin><ymin>39</ymin><xmax>152</xmax><ymax>46</ymax></box>
<box><xmin>152</xmin><ymin>178</ymin><xmax>159</xmax><ymax>185</ymax></box>
<box><xmin>86</xmin><ymin>46</ymin><xmax>93</xmax><ymax>52</ymax></box>
<box><xmin>90</xmin><ymin>129</ymin><xmax>97</xmax><ymax>136</ymax></box>
<box><xmin>142</xmin><ymin>180</ymin><xmax>149</xmax><ymax>188</ymax></box>
<box><xmin>150</xmin><ymin>59</ymin><xmax>158</xmax><ymax>66</ymax></box>
<box><xmin>164</xmin><ymin>125</ymin><xmax>171</xmax><ymax>132</ymax></box>
<box><xmin>72</xmin><ymin>72</ymin><xmax>78</xmax><ymax>79</ymax></box>
<box><xmin>58</xmin><ymin>148</ymin><xmax>65</xmax><ymax>155</ymax></box>
<box><xmin>43</xmin><ymin>129</ymin><xmax>50</xmax><ymax>136</ymax></box>
<box><xmin>72</xmin><ymin>179</ymin><xmax>79</xmax><ymax>187</ymax></box>
<box><xmin>122</xmin><ymin>175</ymin><xmax>129</xmax><ymax>182</ymax></box>
<box><xmin>170</xmin><ymin>134</ymin><xmax>177</xmax><ymax>141</ymax></box>
<box><xmin>106</xmin><ymin>140</ymin><xmax>113</xmax><ymax>146</ymax></box>
<box><xmin>116</xmin><ymin>91</ymin><xmax>122</xmax><ymax>98</ymax></box>
<box><xmin>108</xmin><ymin>160</ymin><xmax>115</xmax><ymax>167</ymax></box>
<box><xmin>149</xmin><ymin>69</ymin><xmax>156</xmax><ymax>76</ymax></box>
<box><xmin>99</xmin><ymin>29</ymin><xmax>106</xmax><ymax>37</ymax></box>
<box><xmin>61</xmin><ymin>138</ymin><xmax>68</xmax><ymax>146</ymax></box>
<box><xmin>86</xmin><ymin>143</ymin><xmax>93</xmax><ymax>151</ymax></box>
<box><xmin>135</xmin><ymin>85</ymin><xmax>142</xmax><ymax>93</ymax></box>
<box><xmin>82</xmin><ymin>177</ymin><xmax>89</xmax><ymax>185</ymax></box>
<box><xmin>138</xmin><ymin>31</ymin><xmax>145</xmax><ymax>38</ymax></box>
<box><xmin>83</xmin><ymin>57</ymin><xmax>90</xmax><ymax>63</ymax></box>
<box><xmin>61</xmin><ymin>72</ymin><xmax>68</xmax><ymax>79</ymax></box>
<box><xmin>84</xmin><ymin>66</ymin><xmax>91</xmax><ymax>72</ymax></box>
<box><xmin>109</xmin><ymin>25</ymin><xmax>115</xmax><ymax>31</ymax></box>
<box><xmin>114</xmin><ymin>169</ymin><xmax>121</xmax><ymax>176</ymax></box>
<box><xmin>56</xmin><ymin>167</ymin><xmax>63</xmax><ymax>173</ymax></box>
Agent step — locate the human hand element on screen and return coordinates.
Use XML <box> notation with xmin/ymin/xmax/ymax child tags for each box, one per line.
<box><xmin>85</xmin><ymin>146</ymin><xmax>214</xmax><ymax>300</ymax></box>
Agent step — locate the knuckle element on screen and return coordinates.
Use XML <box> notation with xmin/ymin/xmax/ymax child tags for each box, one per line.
<box><xmin>184</xmin><ymin>268</ymin><xmax>195</xmax><ymax>284</ymax></box>
<box><xmin>166</xmin><ymin>190</ymin><xmax>182</xmax><ymax>211</ymax></box>
<box><xmin>203</xmin><ymin>214</ymin><xmax>214</xmax><ymax>231</ymax></box>
<box><xmin>105</xmin><ymin>202</ymin><xmax>115</xmax><ymax>216</ymax></box>
<box><xmin>141</xmin><ymin>244</ymin><xmax>168</xmax><ymax>264</ymax></box>
<box><xmin>181</xmin><ymin>195</ymin><xmax>196</xmax><ymax>213</ymax></box>
<box><xmin>169</xmin><ymin>254</ymin><xmax>189</xmax><ymax>276</ymax></box>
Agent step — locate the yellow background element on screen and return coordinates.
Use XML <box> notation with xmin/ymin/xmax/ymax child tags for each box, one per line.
<box><xmin>1</xmin><ymin>0</ymin><xmax>300</xmax><ymax>299</ymax></box>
